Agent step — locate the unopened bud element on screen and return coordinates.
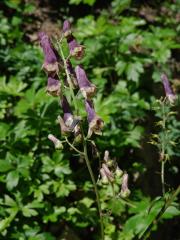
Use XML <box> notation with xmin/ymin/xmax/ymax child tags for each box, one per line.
<box><xmin>102</xmin><ymin>163</ymin><xmax>114</xmax><ymax>182</ymax></box>
<box><xmin>48</xmin><ymin>134</ymin><xmax>63</xmax><ymax>149</ymax></box>
<box><xmin>100</xmin><ymin>168</ymin><xmax>109</xmax><ymax>184</ymax></box>
<box><xmin>120</xmin><ymin>173</ymin><xmax>130</xmax><ymax>198</ymax></box>
<box><xmin>115</xmin><ymin>167</ymin><xmax>123</xmax><ymax>178</ymax></box>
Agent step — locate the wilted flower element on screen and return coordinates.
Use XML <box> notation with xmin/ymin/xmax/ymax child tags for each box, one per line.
<box><xmin>75</xmin><ymin>65</ymin><xmax>96</xmax><ymax>99</ymax></box>
<box><xmin>120</xmin><ymin>173</ymin><xmax>131</xmax><ymax>198</ymax></box>
<box><xmin>161</xmin><ymin>73</ymin><xmax>176</xmax><ymax>104</ymax></box>
<box><xmin>38</xmin><ymin>32</ymin><xmax>60</xmax><ymax>76</ymax></box>
<box><xmin>46</xmin><ymin>76</ymin><xmax>61</xmax><ymax>96</ymax></box>
<box><xmin>66</xmin><ymin>59</ymin><xmax>78</xmax><ymax>87</ymax></box>
<box><xmin>63</xmin><ymin>20</ymin><xmax>72</xmax><ymax>38</ymax></box>
<box><xmin>85</xmin><ymin>100</ymin><xmax>104</xmax><ymax>138</ymax></box>
<box><xmin>48</xmin><ymin>134</ymin><xmax>63</xmax><ymax>149</ymax></box>
<box><xmin>67</xmin><ymin>36</ymin><xmax>85</xmax><ymax>60</ymax></box>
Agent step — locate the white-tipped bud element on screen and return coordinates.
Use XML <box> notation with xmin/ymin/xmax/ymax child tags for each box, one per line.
<box><xmin>102</xmin><ymin>163</ymin><xmax>114</xmax><ymax>182</ymax></box>
<box><xmin>48</xmin><ymin>134</ymin><xmax>63</xmax><ymax>149</ymax></box>
<box><xmin>104</xmin><ymin>150</ymin><xmax>109</xmax><ymax>162</ymax></box>
<box><xmin>120</xmin><ymin>173</ymin><xmax>130</xmax><ymax>198</ymax></box>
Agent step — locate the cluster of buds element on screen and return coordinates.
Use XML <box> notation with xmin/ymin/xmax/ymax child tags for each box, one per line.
<box><xmin>161</xmin><ymin>73</ymin><xmax>176</xmax><ymax>104</ymax></box>
<box><xmin>99</xmin><ymin>151</ymin><xmax>130</xmax><ymax>198</ymax></box>
<box><xmin>38</xmin><ymin>20</ymin><xmax>104</xmax><ymax>148</ymax></box>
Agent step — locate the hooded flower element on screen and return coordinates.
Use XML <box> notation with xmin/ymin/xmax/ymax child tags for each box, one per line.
<box><xmin>38</xmin><ymin>32</ymin><xmax>59</xmax><ymax>76</ymax></box>
<box><xmin>61</xmin><ymin>96</ymin><xmax>74</xmax><ymax>127</ymax></box>
<box><xmin>85</xmin><ymin>100</ymin><xmax>104</xmax><ymax>137</ymax></box>
<box><xmin>120</xmin><ymin>173</ymin><xmax>130</xmax><ymax>198</ymax></box>
<box><xmin>161</xmin><ymin>73</ymin><xmax>176</xmax><ymax>104</ymax></box>
<box><xmin>58</xmin><ymin>96</ymin><xmax>81</xmax><ymax>135</ymax></box>
<box><xmin>63</xmin><ymin>20</ymin><xmax>72</xmax><ymax>38</ymax></box>
<box><xmin>67</xmin><ymin>36</ymin><xmax>85</xmax><ymax>60</ymax></box>
<box><xmin>75</xmin><ymin>65</ymin><xmax>96</xmax><ymax>99</ymax></box>
<box><xmin>46</xmin><ymin>76</ymin><xmax>61</xmax><ymax>96</ymax></box>
<box><xmin>48</xmin><ymin>134</ymin><xmax>63</xmax><ymax>149</ymax></box>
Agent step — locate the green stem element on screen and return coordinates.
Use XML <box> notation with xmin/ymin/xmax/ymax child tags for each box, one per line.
<box><xmin>83</xmin><ymin>137</ymin><xmax>104</xmax><ymax>240</ymax></box>
<box><xmin>161</xmin><ymin>161</ymin><xmax>165</xmax><ymax>196</ymax></box>
<box><xmin>57</xmin><ymin>42</ymin><xmax>78</xmax><ymax>113</ymax></box>
<box><xmin>65</xmin><ymin>137</ymin><xmax>84</xmax><ymax>155</ymax></box>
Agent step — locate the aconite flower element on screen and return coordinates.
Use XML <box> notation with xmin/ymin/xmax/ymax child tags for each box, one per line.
<box><xmin>61</xmin><ymin>96</ymin><xmax>74</xmax><ymax>128</ymax></box>
<box><xmin>67</xmin><ymin>36</ymin><xmax>85</xmax><ymax>60</ymax></box>
<box><xmin>161</xmin><ymin>73</ymin><xmax>176</xmax><ymax>104</ymax></box>
<box><xmin>38</xmin><ymin>32</ymin><xmax>59</xmax><ymax>76</ymax></box>
<box><xmin>63</xmin><ymin>20</ymin><xmax>72</xmax><ymax>38</ymax></box>
<box><xmin>85</xmin><ymin>100</ymin><xmax>104</xmax><ymax>137</ymax></box>
<box><xmin>58</xmin><ymin>96</ymin><xmax>81</xmax><ymax>135</ymax></box>
<box><xmin>48</xmin><ymin>134</ymin><xmax>63</xmax><ymax>149</ymax></box>
<box><xmin>75</xmin><ymin>65</ymin><xmax>96</xmax><ymax>99</ymax></box>
<box><xmin>46</xmin><ymin>76</ymin><xmax>61</xmax><ymax>97</ymax></box>
<box><xmin>62</xmin><ymin>20</ymin><xmax>84</xmax><ymax>60</ymax></box>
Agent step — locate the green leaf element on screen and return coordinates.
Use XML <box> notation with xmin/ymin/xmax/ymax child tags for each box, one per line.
<box><xmin>6</xmin><ymin>170</ymin><xmax>19</xmax><ymax>190</ymax></box>
<box><xmin>0</xmin><ymin>160</ymin><xmax>13</xmax><ymax>172</ymax></box>
<box><xmin>0</xmin><ymin>123</ymin><xmax>10</xmax><ymax>140</ymax></box>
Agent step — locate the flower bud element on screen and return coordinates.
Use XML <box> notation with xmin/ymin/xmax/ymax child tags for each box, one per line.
<box><xmin>100</xmin><ymin>168</ymin><xmax>109</xmax><ymax>184</ymax></box>
<box><xmin>48</xmin><ymin>134</ymin><xmax>63</xmax><ymax>149</ymax></box>
<box><xmin>63</xmin><ymin>20</ymin><xmax>72</xmax><ymax>38</ymax></box>
<box><xmin>120</xmin><ymin>173</ymin><xmax>130</xmax><ymax>198</ymax></box>
<box><xmin>161</xmin><ymin>73</ymin><xmax>176</xmax><ymax>104</ymax></box>
<box><xmin>102</xmin><ymin>163</ymin><xmax>114</xmax><ymax>182</ymax></box>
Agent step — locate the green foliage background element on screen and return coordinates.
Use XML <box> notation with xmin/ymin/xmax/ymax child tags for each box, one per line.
<box><xmin>0</xmin><ymin>0</ymin><xmax>179</xmax><ymax>239</ymax></box>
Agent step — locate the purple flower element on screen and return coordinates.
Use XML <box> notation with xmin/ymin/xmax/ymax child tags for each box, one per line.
<box><xmin>46</xmin><ymin>76</ymin><xmax>61</xmax><ymax>97</ymax></box>
<box><xmin>61</xmin><ymin>96</ymin><xmax>74</xmax><ymax>127</ymax></box>
<box><xmin>38</xmin><ymin>32</ymin><xmax>59</xmax><ymax>76</ymax></box>
<box><xmin>120</xmin><ymin>173</ymin><xmax>130</xmax><ymax>198</ymax></box>
<box><xmin>67</xmin><ymin>35</ymin><xmax>85</xmax><ymax>60</ymax></box>
<box><xmin>161</xmin><ymin>73</ymin><xmax>176</xmax><ymax>103</ymax></box>
<box><xmin>48</xmin><ymin>134</ymin><xmax>63</xmax><ymax>149</ymax></box>
<box><xmin>63</xmin><ymin>20</ymin><xmax>72</xmax><ymax>38</ymax></box>
<box><xmin>85</xmin><ymin>100</ymin><xmax>104</xmax><ymax>137</ymax></box>
<box><xmin>58</xmin><ymin>96</ymin><xmax>81</xmax><ymax>135</ymax></box>
<box><xmin>75</xmin><ymin>65</ymin><xmax>96</xmax><ymax>99</ymax></box>
<box><xmin>66</xmin><ymin>60</ymin><xmax>78</xmax><ymax>87</ymax></box>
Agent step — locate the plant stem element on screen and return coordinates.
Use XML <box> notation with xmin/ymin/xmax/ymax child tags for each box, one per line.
<box><xmin>57</xmin><ymin>41</ymin><xmax>78</xmax><ymax>113</ymax></box>
<box><xmin>65</xmin><ymin>137</ymin><xmax>84</xmax><ymax>155</ymax></box>
<box><xmin>161</xmin><ymin>161</ymin><xmax>165</xmax><ymax>196</ymax></box>
<box><xmin>83</xmin><ymin>137</ymin><xmax>104</xmax><ymax>240</ymax></box>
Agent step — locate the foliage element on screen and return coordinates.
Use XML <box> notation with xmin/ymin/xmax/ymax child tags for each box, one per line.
<box><xmin>0</xmin><ymin>0</ymin><xmax>179</xmax><ymax>239</ymax></box>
